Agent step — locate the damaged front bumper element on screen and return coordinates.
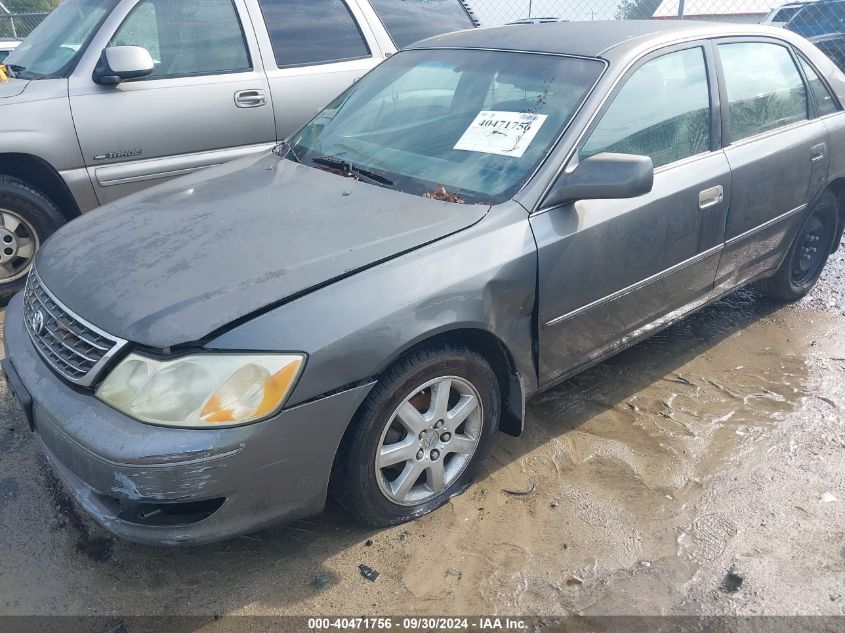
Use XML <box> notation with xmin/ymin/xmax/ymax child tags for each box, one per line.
<box><xmin>2</xmin><ymin>293</ymin><xmax>374</xmax><ymax>545</ymax></box>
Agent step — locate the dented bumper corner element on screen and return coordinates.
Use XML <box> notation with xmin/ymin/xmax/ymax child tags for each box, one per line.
<box><xmin>3</xmin><ymin>293</ymin><xmax>374</xmax><ymax>545</ymax></box>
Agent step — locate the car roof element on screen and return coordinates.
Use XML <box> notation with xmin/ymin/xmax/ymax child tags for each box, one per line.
<box><xmin>408</xmin><ymin>19</ymin><xmax>795</xmax><ymax>58</ymax></box>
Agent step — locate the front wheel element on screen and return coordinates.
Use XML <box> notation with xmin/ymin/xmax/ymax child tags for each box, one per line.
<box><xmin>331</xmin><ymin>344</ymin><xmax>500</xmax><ymax>527</ymax></box>
<box><xmin>757</xmin><ymin>191</ymin><xmax>839</xmax><ymax>303</ymax></box>
<box><xmin>0</xmin><ymin>176</ymin><xmax>65</xmax><ymax>306</ymax></box>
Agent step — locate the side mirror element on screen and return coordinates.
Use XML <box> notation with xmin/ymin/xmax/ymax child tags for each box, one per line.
<box><xmin>543</xmin><ymin>152</ymin><xmax>654</xmax><ymax>208</ymax></box>
<box><xmin>93</xmin><ymin>46</ymin><xmax>154</xmax><ymax>85</ymax></box>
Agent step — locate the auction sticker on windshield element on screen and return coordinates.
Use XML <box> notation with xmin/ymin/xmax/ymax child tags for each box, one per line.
<box><xmin>454</xmin><ymin>111</ymin><xmax>548</xmax><ymax>158</ymax></box>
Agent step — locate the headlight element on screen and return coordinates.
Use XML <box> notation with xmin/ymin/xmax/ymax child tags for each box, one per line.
<box><xmin>96</xmin><ymin>353</ymin><xmax>305</xmax><ymax>428</ymax></box>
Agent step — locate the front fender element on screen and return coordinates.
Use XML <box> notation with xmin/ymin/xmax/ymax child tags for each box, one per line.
<box><xmin>0</xmin><ymin>79</ymin><xmax>84</xmax><ymax>172</ymax></box>
<box><xmin>206</xmin><ymin>202</ymin><xmax>538</xmax><ymax>408</ymax></box>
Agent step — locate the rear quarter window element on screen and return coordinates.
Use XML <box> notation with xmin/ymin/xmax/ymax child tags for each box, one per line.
<box><xmin>799</xmin><ymin>55</ymin><xmax>841</xmax><ymax>115</ymax></box>
<box><xmin>368</xmin><ymin>0</ymin><xmax>476</xmax><ymax>49</ymax></box>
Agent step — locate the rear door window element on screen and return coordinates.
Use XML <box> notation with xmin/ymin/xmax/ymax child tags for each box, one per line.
<box><xmin>368</xmin><ymin>0</ymin><xmax>476</xmax><ymax>49</ymax></box>
<box><xmin>257</xmin><ymin>0</ymin><xmax>371</xmax><ymax>68</ymax></box>
<box><xmin>718</xmin><ymin>42</ymin><xmax>808</xmax><ymax>142</ymax></box>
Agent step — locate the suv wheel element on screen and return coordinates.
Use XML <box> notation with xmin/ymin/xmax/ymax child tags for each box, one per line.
<box><xmin>0</xmin><ymin>176</ymin><xmax>65</xmax><ymax>306</ymax></box>
<box><xmin>332</xmin><ymin>344</ymin><xmax>500</xmax><ymax>527</ymax></box>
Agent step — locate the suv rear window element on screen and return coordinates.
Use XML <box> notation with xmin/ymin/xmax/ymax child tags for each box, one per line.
<box><xmin>770</xmin><ymin>6</ymin><xmax>801</xmax><ymax>21</ymax></box>
<box><xmin>787</xmin><ymin>1</ymin><xmax>845</xmax><ymax>36</ymax></box>
<box><xmin>368</xmin><ymin>0</ymin><xmax>476</xmax><ymax>49</ymax></box>
<box><xmin>258</xmin><ymin>0</ymin><xmax>370</xmax><ymax>68</ymax></box>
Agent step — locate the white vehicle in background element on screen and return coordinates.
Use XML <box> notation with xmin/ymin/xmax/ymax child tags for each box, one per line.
<box><xmin>508</xmin><ymin>17</ymin><xmax>566</xmax><ymax>24</ymax></box>
<box><xmin>0</xmin><ymin>37</ymin><xmax>20</xmax><ymax>62</ymax></box>
<box><xmin>762</xmin><ymin>0</ymin><xmax>814</xmax><ymax>26</ymax></box>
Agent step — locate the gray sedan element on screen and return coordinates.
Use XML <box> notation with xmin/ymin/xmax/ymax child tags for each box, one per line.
<box><xmin>3</xmin><ymin>21</ymin><xmax>845</xmax><ymax>545</ymax></box>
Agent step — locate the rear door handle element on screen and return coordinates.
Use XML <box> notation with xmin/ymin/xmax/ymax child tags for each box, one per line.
<box><xmin>811</xmin><ymin>143</ymin><xmax>826</xmax><ymax>163</ymax></box>
<box><xmin>698</xmin><ymin>185</ymin><xmax>724</xmax><ymax>210</ymax></box>
<box><xmin>234</xmin><ymin>89</ymin><xmax>267</xmax><ymax>108</ymax></box>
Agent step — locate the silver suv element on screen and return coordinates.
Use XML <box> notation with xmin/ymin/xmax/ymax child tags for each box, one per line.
<box><xmin>0</xmin><ymin>0</ymin><xmax>477</xmax><ymax>303</ymax></box>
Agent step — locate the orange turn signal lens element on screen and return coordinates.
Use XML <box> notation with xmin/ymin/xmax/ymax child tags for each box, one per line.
<box><xmin>199</xmin><ymin>358</ymin><xmax>304</xmax><ymax>424</ymax></box>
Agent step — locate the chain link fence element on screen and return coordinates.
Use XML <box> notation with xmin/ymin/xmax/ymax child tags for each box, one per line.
<box><xmin>469</xmin><ymin>0</ymin><xmax>827</xmax><ymax>24</ymax></box>
<box><xmin>0</xmin><ymin>12</ymin><xmax>47</xmax><ymax>40</ymax></box>
<box><xmin>0</xmin><ymin>2</ymin><xmax>843</xmax><ymax>74</ymax></box>
<box><xmin>470</xmin><ymin>0</ymin><xmax>845</xmax><ymax>71</ymax></box>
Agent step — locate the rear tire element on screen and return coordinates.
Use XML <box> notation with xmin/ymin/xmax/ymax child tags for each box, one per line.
<box><xmin>331</xmin><ymin>344</ymin><xmax>500</xmax><ymax>527</ymax></box>
<box><xmin>0</xmin><ymin>176</ymin><xmax>65</xmax><ymax>306</ymax></box>
<box><xmin>757</xmin><ymin>191</ymin><xmax>838</xmax><ymax>303</ymax></box>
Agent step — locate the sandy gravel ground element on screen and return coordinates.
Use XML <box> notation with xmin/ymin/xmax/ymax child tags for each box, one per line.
<box><xmin>0</xmin><ymin>245</ymin><xmax>843</xmax><ymax>620</ymax></box>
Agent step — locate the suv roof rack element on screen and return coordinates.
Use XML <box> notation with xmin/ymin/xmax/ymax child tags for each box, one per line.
<box><xmin>460</xmin><ymin>0</ymin><xmax>482</xmax><ymax>26</ymax></box>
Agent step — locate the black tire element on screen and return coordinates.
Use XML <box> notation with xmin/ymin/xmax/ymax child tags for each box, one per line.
<box><xmin>757</xmin><ymin>191</ymin><xmax>839</xmax><ymax>303</ymax></box>
<box><xmin>331</xmin><ymin>344</ymin><xmax>500</xmax><ymax>527</ymax></box>
<box><xmin>0</xmin><ymin>176</ymin><xmax>65</xmax><ymax>306</ymax></box>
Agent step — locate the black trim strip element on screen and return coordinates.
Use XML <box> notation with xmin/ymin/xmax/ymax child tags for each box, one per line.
<box><xmin>544</xmin><ymin>244</ymin><xmax>723</xmax><ymax>328</ymax></box>
<box><xmin>724</xmin><ymin>204</ymin><xmax>806</xmax><ymax>247</ymax></box>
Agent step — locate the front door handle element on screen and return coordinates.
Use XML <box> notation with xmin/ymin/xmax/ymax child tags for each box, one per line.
<box><xmin>811</xmin><ymin>143</ymin><xmax>826</xmax><ymax>163</ymax></box>
<box><xmin>234</xmin><ymin>89</ymin><xmax>267</xmax><ymax>108</ymax></box>
<box><xmin>699</xmin><ymin>185</ymin><xmax>724</xmax><ymax>210</ymax></box>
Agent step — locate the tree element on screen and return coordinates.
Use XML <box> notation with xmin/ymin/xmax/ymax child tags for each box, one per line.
<box><xmin>4</xmin><ymin>0</ymin><xmax>61</xmax><ymax>12</ymax></box>
<box><xmin>0</xmin><ymin>0</ymin><xmax>59</xmax><ymax>39</ymax></box>
<box><xmin>615</xmin><ymin>0</ymin><xmax>662</xmax><ymax>19</ymax></box>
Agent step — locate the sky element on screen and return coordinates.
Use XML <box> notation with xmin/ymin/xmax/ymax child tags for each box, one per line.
<box><xmin>469</xmin><ymin>0</ymin><xmax>627</xmax><ymax>24</ymax></box>
<box><xmin>468</xmin><ymin>0</ymin><xmax>777</xmax><ymax>23</ymax></box>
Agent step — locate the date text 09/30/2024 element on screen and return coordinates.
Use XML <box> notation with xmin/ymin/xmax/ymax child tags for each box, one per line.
<box><xmin>307</xmin><ymin>617</ymin><xmax>528</xmax><ymax>630</ymax></box>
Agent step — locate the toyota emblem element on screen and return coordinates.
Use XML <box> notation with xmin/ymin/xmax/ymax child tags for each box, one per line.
<box><xmin>30</xmin><ymin>310</ymin><xmax>45</xmax><ymax>336</ymax></box>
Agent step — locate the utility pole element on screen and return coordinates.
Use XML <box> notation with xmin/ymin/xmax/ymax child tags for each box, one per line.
<box><xmin>0</xmin><ymin>0</ymin><xmax>15</xmax><ymax>39</ymax></box>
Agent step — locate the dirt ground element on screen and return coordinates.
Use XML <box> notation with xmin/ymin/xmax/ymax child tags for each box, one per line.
<box><xmin>0</xmin><ymin>248</ymin><xmax>843</xmax><ymax>619</ymax></box>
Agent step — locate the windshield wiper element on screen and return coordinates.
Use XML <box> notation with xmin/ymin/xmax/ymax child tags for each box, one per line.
<box><xmin>273</xmin><ymin>139</ymin><xmax>302</xmax><ymax>163</ymax></box>
<box><xmin>4</xmin><ymin>64</ymin><xmax>24</xmax><ymax>78</ymax></box>
<box><xmin>312</xmin><ymin>155</ymin><xmax>395</xmax><ymax>187</ymax></box>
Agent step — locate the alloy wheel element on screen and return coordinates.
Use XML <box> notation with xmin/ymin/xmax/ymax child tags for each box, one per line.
<box><xmin>0</xmin><ymin>209</ymin><xmax>38</xmax><ymax>283</ymax></box>
<box><xmin>375</xmin><ymin>376</ymin><xmax>483</xmax><ymax>506</ymax></box>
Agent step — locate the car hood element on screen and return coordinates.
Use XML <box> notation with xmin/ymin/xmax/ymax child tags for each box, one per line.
<box><xmin>35</xmin><ymin>153</ymin><xmax>489</xmax><ymax>349</ymax></box>
<box><xmin>0</xmin><ymin>78</ymin><xmax>28</xmax><ymax>99</ymax></box>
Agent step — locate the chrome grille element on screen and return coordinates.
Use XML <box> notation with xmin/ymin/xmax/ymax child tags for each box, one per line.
<box><xmin>23</xmin><ymin>269</ymin><xmax>127</xmax><ymax>387</ymax></box>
